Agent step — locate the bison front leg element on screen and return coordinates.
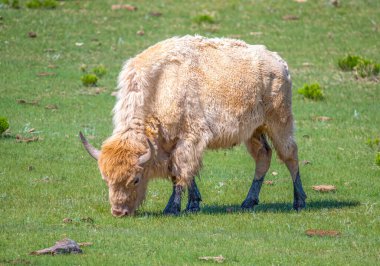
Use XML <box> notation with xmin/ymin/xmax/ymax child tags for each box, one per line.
<box><xmin>164</xmin><ymin>138</ymin><xmax>205</xmax><ymax>215</ymax></box>
<box><xmin>163</xmin><ymin>182</ymin><xmax>183</xmax><ymax>215</ymax></box>
<box><xmin>242</xmin><ymin>133</ymin><xmax>272</xmax><ymax>209</ymax></box>
<box><xmin>163</xmin><ymin>178</ymin><xmax>202</xmax><ymax>215</ymax></box>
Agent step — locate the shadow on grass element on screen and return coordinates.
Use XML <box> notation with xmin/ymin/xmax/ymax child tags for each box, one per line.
<box><xmin>200</xmin><ymin>199</ymin><xmax>361</xmax><ymax>215</ymax></box>
<box><xmin>137</xmin><ymin>200</ymin><xmax>360</xmax><ymax>217</ymax></box>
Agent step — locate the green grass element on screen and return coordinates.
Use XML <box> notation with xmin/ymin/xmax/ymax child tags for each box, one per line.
<box><xmin>1</xmin><ymin>0</ymin><xmax>380</xmax><ymax>265</ymax></box>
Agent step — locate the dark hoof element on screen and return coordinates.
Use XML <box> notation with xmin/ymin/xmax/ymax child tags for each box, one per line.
<box><xmin>163</xmin><ymin>205</ymin><xmax>181</xmax><ymax>216</ymax></box>
<box><xmin>186</xmin><ymin>201</ymin><xmax>201</xmax><ymax>213</ymax></box>
<box><xmin>241</xmin><ymin>198</ymin><xmax>259</xmax><ymax>209</ymax></box>
<box><xmin>293</xmin><ymin>200</ymin><xmax>306</xmax><ymax>212</ymax></box>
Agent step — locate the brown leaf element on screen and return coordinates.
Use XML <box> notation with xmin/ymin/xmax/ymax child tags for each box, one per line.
<box><xmin>264</xmin><ymin>180</ymin><xmax>274</xmax><ymax>185</ymax></box>
<box><xmin>136</xmin><ymin>30</ymin><xmax>145</xmax><ymax>36</ymax></box>
<box><xmin>16</xmin><ymin>135</ymin><xmax>40</xmax><ymax>143</ymax></box>
<box><xmin>17</xmin><ymin>99</ymin><xmax>39</xmax><ymax>106</ymax></box>
<box><xmin>312</xmin><ymin>185</ymin><xmax>336</xmax><ymax>192</ymax></box>
<box><xmin>305</xmin><ymin>229</ymin><xmax>340</xmax><ymax>237</ymax></box>
<box><xmin>45</xmin><ymin>104</ymin><xmax>58</xmax><ymax>110</ymax></box>
<box><xmin>37</xmin><ymin>72</ymin><xmax>56</xmax><ymax>77</ymax></box>
<box><xmin>30</xmin><ymin>238</ymin><xmax>82</xmax><ymax>255</ymax></box>
<box><xmin>28</xmin><ymin>31</ymin><xmax>37</xmax><ymax>38</ymax></box>
<box><xmin>47</xmin><ymin>64</ymin><xmax>57</xmax><ymax>69</ymax></box>
<box><xmin>282</xmin><ymin>15</ymin><xmax>299</xmax><ymax>21</ymax></box>
<box><xmin>111</xmin><ymin>4</ymin><xmax>137</xmax><ymax>11</ymax></box>
<box><xmin>199</xmin><ymin>255</ymin><xmax>225</xmax><ymax>263</ymax></box>
<box><xmin>28</xmin><ymin>128</ymin><xmax>36</xmax><ymax>133</ymax></box>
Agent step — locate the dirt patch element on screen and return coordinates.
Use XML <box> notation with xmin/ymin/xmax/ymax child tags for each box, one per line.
<box><xmin>37</xmin><ymin>72</ymin><xmax>56</xmax><ymax>77</ymax></box>
<box><xmin>305</xmin><ymin>229</ymin><xmax>341</xmax><ymax>237</ymax></box>
<box><xmin>314</xmin><ymin>116</ymin><xmax>333</xmax><ymax>122</ymax></box>
<box><xmin>111</xmin><ymin>4</ymin><xmax>137</xmax><ymax>11</ymax></box>
<box><xmin>282</xmin><ymin>15</ymin><xmax>299</xmax><ymax>21</ymax></box>
<box><xmin>312</xmin><ymin>185</ymin><xmax>336</xmax><ymax>192</ymax></box>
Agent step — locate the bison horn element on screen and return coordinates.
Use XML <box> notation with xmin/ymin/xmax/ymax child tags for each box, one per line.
<box><xmin>138</xmin><ymin>139</ymin><xmax>154</xmax><ymax>166</ymax></box>
<box><xmin>79</xmin><ymin>131</ymin><xmax>101</xmax><ymax>160</ymax></box>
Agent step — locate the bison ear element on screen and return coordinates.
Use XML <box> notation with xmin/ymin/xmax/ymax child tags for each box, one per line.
<box><xmin>138</xmin><ymin>139</ymin><xmax>154</xmax><ymax>166</ymax></box>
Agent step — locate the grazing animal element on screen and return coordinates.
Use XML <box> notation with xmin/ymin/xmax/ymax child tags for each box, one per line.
<box><xmin>80</xmin><ymin>35</ymin><xmax>306</xmax><ymax>217</ymax></box>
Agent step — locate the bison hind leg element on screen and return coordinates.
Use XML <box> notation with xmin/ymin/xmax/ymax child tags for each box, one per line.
<box><xmin>267</xmin><ymin>116</ymin><xmax>307</xmax><ymax>211</ymax></box>
<box><xmin>241</xmin><ymin>129</ymin><xmax>272</xmax><ymax>209</ymax></box>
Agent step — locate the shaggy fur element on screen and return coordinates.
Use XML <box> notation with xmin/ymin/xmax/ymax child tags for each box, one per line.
<box><xmin>95</xmin><ymin>35</ymin><xmax>305</xmax><ymax>216</ymax></box>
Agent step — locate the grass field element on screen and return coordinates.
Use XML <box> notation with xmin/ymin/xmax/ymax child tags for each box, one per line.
<box><xmin>1</xmin><ymin>0</ymin><xmax>379</xmax><ymax>265</ymax></box>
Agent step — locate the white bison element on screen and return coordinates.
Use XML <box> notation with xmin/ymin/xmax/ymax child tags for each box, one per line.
<box><xmin>80</xmin><ymin>35</ymin><xmax>307</xmax><ymax>217</ymax></box>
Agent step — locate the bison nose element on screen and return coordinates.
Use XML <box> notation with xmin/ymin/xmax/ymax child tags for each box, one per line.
<box><xmin>111</xmin><ymin>208</ymin><xmax>129</xmax><ymax>217</ymax></box>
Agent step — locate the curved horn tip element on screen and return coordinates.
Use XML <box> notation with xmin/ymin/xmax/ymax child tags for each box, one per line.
<box><xmin>79</xmin><ymin>131</ymin><xmax>101</xmax><ymax>161</ymax></box>
<box><xmin>138</xmin><ymin>139</ymin><xmax>154</xmax><ymax>166</ymax></box>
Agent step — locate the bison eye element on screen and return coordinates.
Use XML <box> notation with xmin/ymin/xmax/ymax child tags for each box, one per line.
<box><xmin>133</xmin><ymin>176</ymin><xmax>140</xmax><ymax>186</ymax></box>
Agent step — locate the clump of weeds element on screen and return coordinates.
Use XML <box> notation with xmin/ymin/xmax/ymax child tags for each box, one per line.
<box><xmin>0</xmin><ymin>117</ymin><xmax>10</xmax><ymax>135</ymax></box>
<box><xmin>0</xmin><ymin>0</ymin><xmax>21</xmax><ymax>9</ymax></box>
<box><xmin>92</xmin><ymin>64</ymin><xmax>107</xmax><ymax>78</ymax></box>
<box><xmin>366</xmin><ymin>137</ymin><xmax>380</xmax><ymax>166</ymax></box>
<box><xmin>81</xmin><ymin>74</ymin><xmax>98</xmax><ymax>87</ymax></box>
<box><xmin>80</xmin><ymin>64</ymin><xmax>107</xmax><ymax>87</ymax></box>
<box><xmin>338</xmin><ymin>54</ymin><xmax>380</xmax><ymax>79</ymax></box>
<box><xmin>26</xmin><ymin>0</ymin><xmax>57</xmax><ymax>9</ymax></box>
<box><xmin>298</xmin><ymin>83</ymin><xmax>325</xmax><ymax>101</ymax></box>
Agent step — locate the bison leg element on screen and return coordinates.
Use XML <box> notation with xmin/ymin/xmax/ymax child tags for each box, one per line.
<box><xmin>165</xmin><ymin>138</ymin><xmax>205</xmax><ymax>214</ymax></box>
<box><xmin>242</xmin><ymin>133</ymin><xmax>272</xmax><ymax>209</ymax></box>
<box><xmin>186</xmin><ymin>178</ymin><xmax>202</xmax><ymax>212</ymax></box>
<box><xmin>268</xmin><ymin>117</ymin><xmax>307</xmax><ymax>211</ymax></box>
<box><xmin>285</xmin><ymin>159</ymin><xmax>307</xmax><ymax>211</ymax></box>
<box><xmin>163</xmin><ymin>183</ymin><xmax>183</xmax><ymax>215</ymax></box>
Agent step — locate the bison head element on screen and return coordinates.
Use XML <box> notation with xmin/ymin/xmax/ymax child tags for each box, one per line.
<box><xmin>80</xmin><ymin>132</ymin><xmax>153</xmax><ymax>217</ymax></box>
